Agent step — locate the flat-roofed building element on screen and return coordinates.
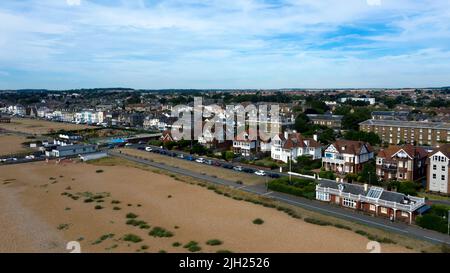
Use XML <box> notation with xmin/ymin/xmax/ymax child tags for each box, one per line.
<box><xmin>427</xmin><ymin>144</ymin><xmax>450</xmax><ymax>195</ymax></box>
<box><xmin>307</xmin><ymin>114</ymin><xmax>343</xmax><ymax>129</ymax></box>
<box><xmin>359</xmin><ymin>119</ymin><xmax>450</xmax><ymax>147</ymax></box>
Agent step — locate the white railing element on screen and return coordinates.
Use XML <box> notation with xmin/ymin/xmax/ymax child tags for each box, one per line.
<box><xmin>322</xmin><ymin>157</ymin><xmax>345</xmax><ymax>165</ymax></box>
<box><xmin>316</xmin><ymin>186</ymin><xmax>425</xmax><ymax>212</ymax></box>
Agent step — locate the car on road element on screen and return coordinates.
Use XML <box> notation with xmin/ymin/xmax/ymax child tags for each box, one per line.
<box><xmin>145</xmin><ymin>147</ymin><xmax>153</xmax><ymax>152</ymax></box>
<box><xmin>213</xmin><ymin>161</ymin><xmax>221</xmax><ymax>167</ymax></box>
<box><xmin>177</xmin><ymin>154</ymin><xmax>184</xmax><ymax>159</ymax></box>
<box><xmin>195</xmin><ymin>158</ymin><xmax>205</xmax><ymax>163</ymax></box>
<box><xmin>125</xmin><ymin>143</ymin><xmax>133</xmax><ymax>147</ymax></box>
<box><xmin>185</xmin><ymin>156</ymin><xmax>194</xmax><ymax>161</ymax></box>
<box><xmin>222</xmin><ymin>164</ymin><xmax>234</xmax><ymax>169</ymax></box>
<box><xmin>233</xmin><ymin>166</ymin><xmax>244</xmax><ymax>172</ymax></box>
<box><xmin>25</xmin><ymin>155</ymin><xmax>35</xmax><ymax>159</ymax></box>
<box><xmin>254</xmin><ymin>170</ymin><xmax>266</xmax><ymax>176</ymax></box>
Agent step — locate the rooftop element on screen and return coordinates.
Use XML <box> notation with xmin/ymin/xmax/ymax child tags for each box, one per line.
<box><xmin>359</xmin><ymin>119</ymin><xmax>450</xmax><ymax>130</ymax></box>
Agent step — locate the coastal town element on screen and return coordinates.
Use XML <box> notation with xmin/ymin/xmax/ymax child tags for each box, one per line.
<box><xmin>0</xmin><ymin>88</ymin><xmax>449</xmax><ymax>253</ymax></box>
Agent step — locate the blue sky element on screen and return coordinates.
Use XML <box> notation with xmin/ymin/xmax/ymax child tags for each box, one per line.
<box><xmin>0</xmin><ymin>0</ymin><xmax>450</xmax><ymax>89</ymax></box>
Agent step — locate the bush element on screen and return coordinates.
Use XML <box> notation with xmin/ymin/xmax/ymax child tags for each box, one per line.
<box><xmin>126</xmin><ymin>213</ymin><xmax>138</xmax><ymax>219</ymax></box>
<box><xmin>217</xmin><ymin>250</ymin><xmax>233</xmax><ymax>253</ymax></box>
<box><xmin>268</xmin><ymin>177</ymin><xmax>317</xmax><ymax>199</ymax></box>
<box><xmin>94</xmin><ymin>205</ymin><xmax>103</xmax><ymax>210</ymax></box>
<box><xmin>416</xmin><ymin>214</ymin><xmax>448</xmax><ymax>234</ymax></box>
<box><xmin>113</xmin><ymin>206</ymin><xmax>121</xmax><ymax>210</ymax></box>
<box><xmin>123</xmin><ymin>234</ymin><xmax>142</xmax><ymax>243</ymax></box>
<box><xmin>206</xmin><ymin>239</ymin><xmax>223</xmax><ymax>246</ymax></box>
<box><xmin>111</xmin><ymin>200</ymin><xmax>121</xmax><ymax>204</ymax></box>
<box><xmin>149</xmin><ymin>227</ymin><xmax>174</xmax><ymax>238</ymax></box>
<box><xmin>253</xmin><ymin>218</ymin><xmax>264</xmax><ymax>225</ymax></box>
<box><xmin>172</xmin><ymin>242</ymin><xmax>182</xmax><ymax>247</ymax></box>
<box><xmin>96</xmin><ymin>169</ymin><xmax>104</xmax><ymax>173</ymax></box>
<box><xmin>304</xmin><ymin>218</ymin><xmax>332</xmax><ymax>226</ymax></box>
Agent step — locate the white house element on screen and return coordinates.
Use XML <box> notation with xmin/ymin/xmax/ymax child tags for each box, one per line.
<box><xmin>75</xmin><ymin>110</ymin><xmax>104</xmax><ymax>124</ymax></box>
<box><xmin>427</xmin><ymin>144</ymin><xmax>450</xmax><ymax>194</ymax></box>
<box><xmin>322</xmin><ymin>140</ymin><xmax>374</xmax><ymax>174</ymax></box>
<box><xmin>271</xmin><ymin>132</ymin><xmax>322</xmax><ymax>163</ymax></box>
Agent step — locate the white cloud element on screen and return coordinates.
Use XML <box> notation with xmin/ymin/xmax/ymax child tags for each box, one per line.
<box><xmin>66</xmin><ymin>0</ymin><xmax>81</xmax><ymax>6</ymax></box>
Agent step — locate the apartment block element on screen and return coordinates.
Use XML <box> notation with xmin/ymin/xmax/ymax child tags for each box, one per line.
<box><xmin>359</xmin><ymin>119</ymin><xmax>450</xmax><ymax>147</ymax></box>
<box><xmin>427</xmin><ymin>144</ymin><xmax>450</xmax><ymax>195</ymax></box>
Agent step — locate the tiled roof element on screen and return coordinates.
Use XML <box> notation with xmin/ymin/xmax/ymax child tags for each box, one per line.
<box><xmin>331</xmin><ymin>139</ymin><xmax>373</xmax><ymax>155</ymax></box>
<box><xmin>378</xmin><ymin>144</ymin><xmax>428</xmax><ymax>159</ymax></box>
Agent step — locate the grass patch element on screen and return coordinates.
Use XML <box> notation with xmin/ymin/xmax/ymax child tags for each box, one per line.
<box><xmin>149</xmin><ymin>227</ymin><xmax>174</xmax><ymax>238</ymax></box>
<box><xmin>206</xmin><ymin>239</ymin><xmax>223</xmax><ymax>246</ymax></box>
<box><xmin>268</xmin><ymin>176</ymin><xmax>317</xmax><ymax>200</ymax></box>
<box><xmin>184</xmin><ymin>241</ymin><xmax>201</xmax><ymax>252</ymax></box>
<box><xmin>216</xmin><ymin>250</ymin><xmax>233</xmax><ymax>253</ymax></box>
<box><xmin>94</xmin><ymin>205</ymin><xmax>103</xmax><ymax>210</ymax></box>
<box><xmin>304</xmin><ymin>218</ymin><xmax>332</xmax><ymax>226</ymax></box>
<box><xmin>111</xmin><ymin>200</ymin><xmax>121</xmax><ymax>204</ymax></box>
<box><xmin>252</xmin><ymin>218</ymin><xmax>264</xmax><ymax>225</ymax></box>
<box><xmin>95</xmin><ymin>169</ymin><xmax>104</xmax><ymax>173</ymax></box>
<box><xmin>57</xmin><ymin>224</ymin><xmax>70</xmax><ymax>230</ymax></box>
<box><xmin>122</xmin><ymin>234</ymin><xmax>143</xmax><ymax>243</ymax></box>
<box><xmin>126</xmin><ymin>213</ymin><xmax>138</xmax><ymax>219</ymax></box>
<box><xmin>172</xmin><ymin>242</ymin><xmax>182</xmax><ymax>247</ymax></box>
<box><xmin>113</xmin><ymin>206</ymin><xmax>121</xmax><ymax>210</ymax></box>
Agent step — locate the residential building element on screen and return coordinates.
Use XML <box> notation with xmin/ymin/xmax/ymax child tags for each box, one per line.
<box><xmin>75</xmin><ymin>110</ymin><xmax>104</xmax><ymax>124</ymax></box>
<box><xmin>339</xmin><ymin>97</ymin><xmax>376</xmax><ymax>105</ymax></box>
<box><xmin>427</xmin><ymin>144</ymin><xmax>450</xmax><ymax>194</ymax></box>
<box><xmin>315</xmin><ymin>180</ymin><xmax>428</xmax><ymax>223</ymax></box>
<box><xmin>359</xmin><ymin>119</ymin><xmax>450</xmax><ymax>147</ymax></box>
<box><xmin>376</xmin><ymin>145</ymin><xmax>428</xmax><ymax>182</ymax></box>
<box><xmin>322</xmin><ymin>140</ymin><xmax>374</xmax><ymax>174</ymax></box>
<box><xmin>307</xmin><ymin>114</ymin><xmax>343</xmax><ymax>129</ymax></box>
<box><xmin>371</xmin><ymin>111</ymin><xmax>409</xmax><ymax>121</ymax></box>
<box><xmin>271</xmin><ymin>132</ymin><xmax>322</xmax><ymax>163</ymax></box>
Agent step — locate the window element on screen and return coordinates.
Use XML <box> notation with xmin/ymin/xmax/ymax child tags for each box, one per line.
<box><xmin>442</xmin><ymin>175</ymin><xmax>446</xmax><ymax>181</ymax></box>
<box><xmin>369</xmin><ymin>205</ymin><xmax>376</xmax><ymax>211</ymax></box>
<box><xmin>342</xmin><ymin>198</ymin><xmax>357</xmax><ymax>209</ymax></box>
<box><xmin>443</xmin><ymin>166</ymin><xmax>446</xmax><ymax>172</ymax></box>
<box><xmin>433</xmin><ymin>165</ymin><xmax>437</xmax><ymax>170</ymax></box>
<box><xmin>401</xmin><ymin>211</ymin><xmax>409</xmax><ymax>217</ymax></box>
<box><xmin>433</xmin><ymin>174</ymin><xmax>437</xmax><ymax>179</ymax></box>
<box><xmin>316</xmin><ymin>192</ymin><xmax>330</xmax><ymax>201</ymax></box>
<box><xmin>380</xmin><ymin>207</ymin><xmax>387</xmax><ymax>214</ymax></box>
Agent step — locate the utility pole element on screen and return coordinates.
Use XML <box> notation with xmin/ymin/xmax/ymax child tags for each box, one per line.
<box><xmin>289</xmin><ymin>155</ymin><xmax>292</xmax><ymax>183</ymax></box>
<box><xmin>448</xmin><ymin>210</ymin><xmax>449</xmax><ymax>237</ymax></box>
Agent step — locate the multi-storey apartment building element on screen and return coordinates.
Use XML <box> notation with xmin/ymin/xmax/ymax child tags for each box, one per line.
<box><xmin>376</xmin><ymin>145</ymin><xmax>428</xmax><ymax>182</ymax></box>
<box><xmin>307</xmin><ymin>114</ymin><xmax>343</xmax><ymax>129</ymax></box>
<box><xmin>271</xmin><ymin>132</ymin><xmax>322</xmax><ymax>163</ymax></box>
<box><xmin>322</xmin><ymin>140</ymin><xmax>374</xmax><ymax>174</ymax></box>
<box><xmin>359</xmin><ymin>119</ymin><xmax>450</xmax><ymax>147</ymax></box>
<box><xmin>315</xmin><ymin>180</ymin><xmax>427</xmax><ymax>223</ymax></box>
<box><xmin>427</xmin><ymin>144</ymin><xmax>450</xmax><ymax>194</ymax></box>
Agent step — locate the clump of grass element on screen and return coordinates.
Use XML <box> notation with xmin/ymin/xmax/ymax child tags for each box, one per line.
<box><xmin>206</xmin><ymin>239</ymin><xmax>223</xmax><ymax>246</ymax></box>
<box><xmin>57</xmin><ymin>224</ymin><xmax>70</xmax><ymax>230</ymax></box>
<box><xmin>141</xmin><ymin>245</ymin><xmax>149</xmax><ymax>250</ymax></box>
<box><xmin>334</xmin><ymin>223</ymin><xmax>352</xmax><ymax>231</ymax></box>
<box><xmin>217</xmin><ymin>250</ymin><xmax>233</xmax><ymax>253</ymax></box>
<box><xmin>84</xmin><ymin>198</ymin><xmax>94</xmax><ymax>203</ymax></box>
<box><xmin>122</xmin><ymin>234</ymin><xmax>143</xmax><ymax>243</ymax></box>
<box><xmin>252</xmin><ymin>218</ymin><xmax>264</xmax><ymax>225</ymax></box>
<box><xmin>158</xmin><ymin>250</ymin><xmax>167</xmax><ymax>253</ymax></box>
<box><xmin>172</xmin><ymin>242</ymin><xmax>182</xmax><ymax>247</ymax></box>
<box><xmin>65</xmin><ymin>207</ymin><xmax>71</xmax><ymax>211</ymax></box>
<box><xmin>94</xmin><ymin>205</ymin><xmax>103</xmax><ymax>210</ymax></box>
<box><xmin>95</xmin><ymin>169</ymin><xmax>104</xmax><ymax>173</ymax></box>
<box><xmin>304</xmin><ymin>218</ymin><xmax>332</xmax><ymax>226</ymax></box>
<box><xmin>167</xmin><ymin>195</ymin><xmax>172</xmax><ymax>198</ymax></box>
<box><xmin>149</xmin><ymin>227</ymin><xmax>174</xmax><ymax>238</ymax></box>
<box><xmin>113</xmin><ymin>206</ymin><xmax>121</xmax><ymax>210</ymax></box>
<box><xmin>111</xmin><ymin>200</ymin><xmax>121</xmax><ymax>204</ymax></box>
<box><xmin>126</xmin><ymin>219</ymin><xmax>147</xmax><ymax>227</ymax></box>
<box><xmin>126</xmin><ymin>213</ymin><xmax>138</xmax><ymax>219</ymax></box>
<box><xmin>93</xmin><ymin>234</ymin><xmax>115</xmax><ymax>245</ymax></box>
<box><xmin>184</xmin><ymin>241</ymin><xmax>201</xmax><ymax>252</ymax></box>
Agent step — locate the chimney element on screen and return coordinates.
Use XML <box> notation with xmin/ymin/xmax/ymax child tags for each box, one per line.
<box><xmin>364</xmin><ymin>183</ymin><xmax>368</xmax><ymax>192</ymax></box>
<box><xmin>313</xmin><ymin>134</ymin><xmax>318</xmax><ymax>141</ymax></box>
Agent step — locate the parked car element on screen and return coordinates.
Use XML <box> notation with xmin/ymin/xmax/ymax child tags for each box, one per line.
<box><xmin>233</xmin><ymin>166</ymin><xmax>244</xmax><ymax>172</ymax></box>
<box><xmin>177</xmin><ymin>154</ymin><xmax>185</xmax><ymax>159</ymax></box>
<box><xmin>254</xmin><ymin>170</ymin><xmax>266</xmax><ymax>176</ymax></box>
<box><xmin>205</xmin><ymin>160</ymin><xmax>213</xmax><ymax>165</ymax></box>
<box><xmin>145</xmin><ymin>147</ymin><xmax>153</xmax><ymax>152</ymax></box>
<box><xmin>137</xmin><ymin>147</ymin><xmax>145</xmax><ymax>151</ymax></box>
<box><xmin>196</xmin><ymin>158</ymin><xmax>205</xmax><ymax>163</ymax></box>
<box><xmin>185</xmin><ymin>156</ymin><xmax>194</xmax><ymax>161</ymax></box>
<box><xmin>243</xmin><ymin>168</ymin><xmax>254</xmax><ymax>173</ymax></box>
<box><xmin>267</xmin><ymin>173</ymin><xmax>280</xmax><ymax>178</ymax></box>
<box><xmin>125</xmin><ymin>143</ymin><xmax>133</xmax><ymax>146</ymax></box>
<box><xmin>222</xmin><ymin>164</ymin><xmax>234</xmax><ymax>169</ymax></box>
<box><xmin>213</xmin><ymin>161</ymin><xmax>221</xmax><ymax>167</ymax></box>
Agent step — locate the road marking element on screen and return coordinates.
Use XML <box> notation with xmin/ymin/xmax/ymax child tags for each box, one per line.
<box><xmin>262</xmin><ymin>191</ymin><xmax>273</xmax><ymax>196</ymax></box>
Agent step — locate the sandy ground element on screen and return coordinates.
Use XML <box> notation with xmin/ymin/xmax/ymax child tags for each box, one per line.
<box><xmin>0</xmin><ymin>118</ymin><xmax>93</xmax><ymax>135</ymax></box>
<box><xmin>119</xmin><ymin>148</ymin><xmax>268</xmax><ymax>186</ymax></box>
<box><xmin>0</xmin><ymin>160</ymin><xmax>413</xmax><ymax>253</ymax></box>
<box><xmin>0</xmin><ymin>134</ymin><xmax>33</xmax><ymax>156</ymax></box>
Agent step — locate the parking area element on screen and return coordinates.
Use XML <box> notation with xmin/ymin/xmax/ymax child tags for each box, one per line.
<box><xmin>118</xmin><ymin>146</ymin><xmax>281</xmax><ymax>186</ymax></box>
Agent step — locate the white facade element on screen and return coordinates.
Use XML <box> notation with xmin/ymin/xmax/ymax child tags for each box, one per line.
<box><xmin>75</xmin><ymin>111</ymin><xmax>104</xmax><ymax>124</ymax></box>
<box><xmin>322</xmin><ymin>143</ymin><xmax>374</xmax><ymax>174</ymax></box>
<box><xmin>233</xmin><ymin>140</ymin><xmax>258</xmax><ymax>157</ymax></box>
<box><xmin>271</xmin><ymin>133</ymin><xmax>322</xmax><ymax>163</ymax></box>
<box><xmin>428</xmin><ymin>151</ymin><xmax>449</xmax><ymax>194</ymax></box>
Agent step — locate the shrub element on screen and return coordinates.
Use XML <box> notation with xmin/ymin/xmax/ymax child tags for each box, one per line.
<box><xmin>126</xmin><ymin>213</ymin><xmax>138</xmax><ymax>219</ymax></box>
<box><xmin>216</xmin><ymin>250</ymin><xmax>233</xmax><ymax>253</ymax></box>
<box><xmin>113</xmin><ymin>206</ymin><xmax>121</xmax><ymax>210</ymax></box>
<box><xmin>268</xmin><ymin>177</ymin><xmax>317</xmax><ymax>199</ymax></box>
<box><xmin>333</xmin><ymin>224</ymin><xmax>352</xmax><ymax>230</ymax></box>
<box><xmin>94</xmin><ymin>205</ymin><xmax>103</xmax><ymax>210</ymax></box>
<box><xmin>96</xmin><ymin>169</ymin><xmax>104</xmax><ymax>173</ymax></box>
<box><xmin>111</xmin><ymin>200</ymin><xmax>121</xmax><ymax>204</ymax></box>
<box><xmin>149</xmin><ymin>227</ymin><xmax>174</xmax><ymax>238</ymax></box>
<box><xmin>304</xmin><ymin>218</ymin><xmax>332</xmax><ymax>226</ymax></box>
<box><xmin>206</xmin><ymin>239</ymin><xmax>223</xmax><ymax>246</ymax></box>
<box><xmin>172</xmin><ymin>242</ymin><xmax>182</xmax><ymax>247</ymax></box>
<box><xmin>416</xmin><ymin>214</ymin><xmax>448</xmax><ymax>234</ymax></box>
<box><xmin>141</xmin><ymin>245</ymin><xmax>149</xmax><ymax>250</ymax></box>
<box><xmin>252</xmin><ymin>218</ymin><xmax>264</xmax><ymax>225</ymax></box>
<box><xmin>83</xmin><ymin>197</ymin><xmax>94</xmax><ymax>203</ymax></box>
<box><xmin>188</xmin><ymin>245</ymin><xmax>201</xmax><ymax>252</ymax></box>
<box><xmin>123</xmin><ymin>234</ymin><xmax>142</xmax><ymax>243</ymax></box>
<box><xmin>183</xmin><ymin>241</ymin><xmax>198</xmax><ymax>248</ymax></box>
